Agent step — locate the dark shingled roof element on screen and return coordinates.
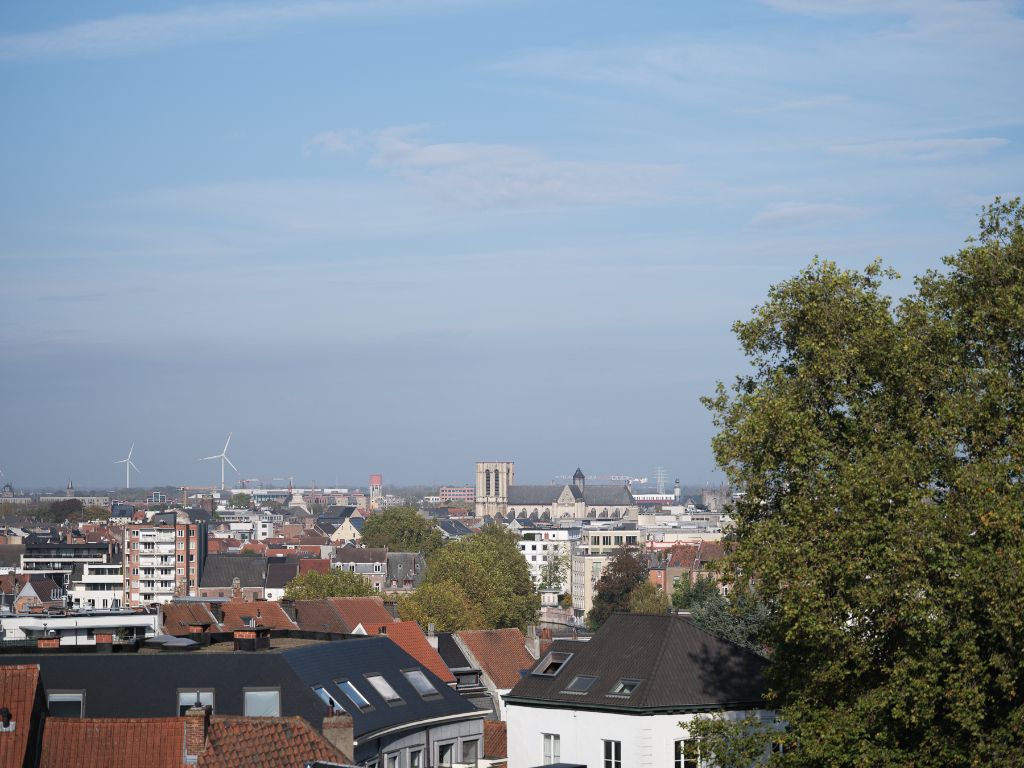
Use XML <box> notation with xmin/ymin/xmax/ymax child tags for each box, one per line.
<box><xmin>334</xmin><ymin>546</ymin><xmax>387</xmax><ymax>564</ymax></box>
<box><xmin>200</xmin><ymin>554</ymin><xmax>267</xmax><ymax>588</ymax></box>
<box><xmin>507</xmin><ymin>486</ymin><xmax>564</xmax><ymax>506</ymax></box>
<box><xmin>505</xmin><ymin>613</ymin><xmax>767</xmax><ymax>712</ymax></box>
<box><xmin>582</xmin><ymin>485</ymin><xmax>635</xmax><ymax>506</ymax></box>
<box><xmin>265</xmin><ymin>559</ymin><xmax>299</xmax><ymax>590</ymax></box>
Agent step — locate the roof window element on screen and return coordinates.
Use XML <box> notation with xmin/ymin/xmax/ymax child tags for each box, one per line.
<box><xmin>562</xmin><ymin>675</ymin><xmax>598</xmax><ymax>694</ymax></box>
<box><xmin>336</xmin><ymin>680</ymin><xmax>372</xmax><ymax>711</ymax></box>
<box><xmin>365</xmin><ymin>674</ymin><xmax>404</xmax><ymax>705</ymax></box>
<box><xmin>608</xmin><ymin>678</ymin><xmax>642</xmax><ymax>697</ymax></box>
<box><xmin>402</xmin><ymin>669</ymin><xmax>440</xmax><ymax>699</ymax></box>
<box><xmin>533</xmin><ymin>651</ymin><xmax>573</xmax><ymax>677</ymax></box>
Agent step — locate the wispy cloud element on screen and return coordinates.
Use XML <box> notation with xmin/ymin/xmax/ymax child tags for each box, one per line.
<box><xmin>304</xmin><ymin>130</ymin><xmax>359</xmax><ymax>155</ymax></box>
<box><xmin>829</xmin><ymin>137</ymin><xmax>1009</xmax><ymax>161</ymax></box>
<box><xmin>0</xmin><ymin>0</ymin><xmax>489</xmax><ymax>61</ymax></box>
<box><xmin>751</xmin><ymin>202</ymin><xmax>869</xmax><ymax>228</ymax></box>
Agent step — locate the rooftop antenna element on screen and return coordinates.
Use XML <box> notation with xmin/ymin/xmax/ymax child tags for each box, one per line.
<box><xmin>114</xmin><ymin>443</ymin><xmax>140</xmax><ymax>489</ymax></box>
<box><xmin>200</xmin><ymin>433</ymin><xmax>238</xmax><ymax>491</ymax></box>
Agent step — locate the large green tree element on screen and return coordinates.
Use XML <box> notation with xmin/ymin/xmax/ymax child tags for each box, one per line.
<box><xmin>396</xmin><ymin>582</ymin><xmax>486</xmax><ymax>632</ymax></box>
<box><xmin>282</xmin><ymin>568</ymin><xmax>376</xmax><ymax>600</ymax></box>
<box><xmin>586</xmin><ymin>547</ymin><xmax>648</xmax><ymax>629</ymax></box>
<box><xmin>703</xmin><ymin>199</ymin><xmax>1024</xmax><ymax>766</ymax></box>
<box><xmin>360</xmin><ymin>506</ymin><xmax>444</xmax><ymax>556</ymax></box>
<box><xmin>413</xmin><ymin>524</ymin><xmax>539</xmax><ymax>630</ymax></box>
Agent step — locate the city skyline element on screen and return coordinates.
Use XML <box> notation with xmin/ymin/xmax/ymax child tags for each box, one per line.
<box><xmin>3</xmin><ymin>1</ymin><xmax>1022</xmax><ymax>487</ymax></box>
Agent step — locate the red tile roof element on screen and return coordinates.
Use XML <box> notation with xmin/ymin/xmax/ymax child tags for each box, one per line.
<box><xmin>382</xmin><ymin>622</ymin><xmax>456</xmax><ymax>684</ymax></box>
<box><xmin>455</xmin><ymin>628</ymin><xmax>536</xmax><ymax>689</ymax></box>
<box><xmin>483</xmin><ymin>720</ymin><xmax>507</xmax><ymax>759</ymax></box>
<box><xmin>328</xmin><ymin>597</ymin><xmax>395</xmax><ymax>634</ymax></box>
<box><xmin>198</xmin><ymin>716</ymin><xmax>347</xmax><ymax>768</ymax></box>
<box><xmin>293</xmin><ymin>600</ymin><xmax>346</xmax><ymax>634</ymax></box>
<box><xmin>666</xmin><ymin>543</ymin><xmax>700</xmax><ymax>569</ymax></box>
<box><xmin>298</xmin><ymin>559</ymin><xmax>330</xmax><ymax>575</ymax></box>
<box><xmin>219</xmin><ymin>601</ymin><xmax>297</xmax><ymax>631</ymax></box>
<box><xmin>39</xmin><ymin>717</ymin><xmax>185</xmax><ymax>768</ymax></box>
<box><xmin>162</xmin><ymin>602</ymin><xmax>221</xmax><ymax>635</ymax></box>
<box><xmin>0</xmin><ymin>664</ymin><xmax>41</xmax><ymax>768</ymax></box>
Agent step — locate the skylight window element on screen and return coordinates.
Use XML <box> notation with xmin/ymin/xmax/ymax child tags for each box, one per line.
<box><xmin>403</xmin><ymin>669</ymin><xmax>440</xmax><ymax>698</ymax></box>
<box><xmin>562</xmin><ymin>675</ymin><xmax>598</xmax><ymax>694</ymax></box>
<box><xmin>312</xmin><ymin>686</ymin><xmax>343</xmax><ymax>713</ymax></box>
<box><xmin>533</xmin><ymin>651</ymin><xmax>573</xmax><ymax>676</ymax></box>
<box><xmin>608</xmin><ymin>678</ymin><xmax>642</xmax><ymax>697</ymax></box>
<box><xmin>336</xmin><ymin>680</ymin><xmax>372</xmax><ymax>711</ymax></box>
<box><xmin>365</xmin><ymin>674</ymin><xmax>404</xmax><ymax>704</ymax></box>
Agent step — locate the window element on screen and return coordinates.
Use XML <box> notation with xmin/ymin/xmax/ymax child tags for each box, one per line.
<box><xmin>313</xmin><ymin>686</ymin><xmax>343</xmax><ymax>712</ymax></box>
<box><xmin>409</xmin><ymin>749</ymin><xmax>422</xmax><ymax>768</ymax></box>
<box><xmin>385</xmin><ymin>754</ymin><xmax>399</xmax><ymax>768</ymax></box>
<box><xmin>177</xmin><ymin>690</ymin><xmax>214</xmax><ymax>715</ymax></box>
<box><xmin>337</xmin><ymin>680</ymin><xmax>372</xmax><ymax>711</ymax></box>
<box><xmin>48</xmin><ymin>692</ymin><xmax>84</xmax><ymax>718</ymax></box>
<box><xmin>177</xmin><ymin>555</ymin><xmax>184</xmax><ymax>562</ymax></box>
<box><xmin>562</xmin><ymin>675</ymin><xmax>597</xmax><ymax>694</ymax></box>
<box><xmin>437</xmin><ymin>742</ymin><xmax>454</xmax><ymax>767</ymax></box>
<box><xmin>608</xmin><ymin>678</ymin><xmax>641</xmax><ymax>696</ymax></box>
<box><xmin>461</xmin><ymin>739</ymin><xmax>479</xmax><ymax>763</ymax></box>
<box><xmin>533</xmin><ymin>651</ymin><xmax>573</xmax><ymax>676</ymax></box>
<box><xmin>543</xmin><ymin>733</ymin><xmax>560</xmax><ymax>765</ymax></box>
<box><xmin>244</xmin><ymin>689</ymin><xmax>280</xmax><ymax>717</ymax></box>
<box><xmin>603</xmin><ymin>740</ymin><xmax>622</xmax><ymax>768</ymax></box>
<box><xmin>365</xmin><ymin>674</ymin><xmax>403</xmax><ymax>704</ymax></box>
<box><xmin>675</xmin><ymin>739</ymin><xmax>700</xmax><ymax>768</ymax></box>
<box><xmin>402</xmin><ymin>669</ymin><xmax>439</xmax><ymax>698</ymax></box>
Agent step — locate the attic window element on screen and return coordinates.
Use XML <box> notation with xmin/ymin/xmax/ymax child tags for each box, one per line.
<box><xmin>336</xmin><ymin>680</ymin><xmax>372</xmax><ymax>711</ymax></box>
<box><xmin>533</xmin><ymin>651</ymin><xmax>573</xmax><ymax>677</ymax></box>
<box><xmin>313</xmin><ymin>686</ymin><xmax>343</xmax><ymax>713</ymax></box>
<box><xmin>365</xmin><ymin>674</ymin><xmax>404</xmax><ymax>705</ymax></box>
<box><xmin>608</xmin><ymin>678</ymin><xmax>642</xmax><ymax>697</ymax></box>
<box><xmin>402</xmin><ymin>669</ymin><xmax>440</xmax><ymax>699</ymax></box>
<box><xmin>562</xmin><ymin>675</ymin><xmax>597</xmax><ymax>694</ymax></box>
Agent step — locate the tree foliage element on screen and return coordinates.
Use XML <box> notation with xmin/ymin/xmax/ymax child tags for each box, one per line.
<box><xmin>396</xmin><ymin>582</ymin><xmax>486</xmax><ymax>632</ymax></box>
<box><xmin>229</xmin><ymin>492</ymin><xmax>251</xmax><ymax>509</ymax></box>
<box><xmin>282</xmin><ymin>567</ymin><xmax>376</xmax><ymax>600</ymax></box>
<box><xmin>627</xmin><ymin>581</ymin><xmax>670</xmax><ymax>615</ymax></box>
<box><xmin>587</xmin><ymin>547</ymin><xmax>648</xmax><ymax>629</ymax></box>
<box><xmin>703</xmin><ymin>199</ymin><xmax>1024</xmax><ymax>766</ymax></box>
<box><xmin>685</xmin><ymin>714</ymin><xmax>783</xmax><ymax>768</ymax></box>
<box><xmin>412</xmin><ymin>525</ymin><xmax>539</xmax><ymax>630</ymax></box>
<box><xmin>539</xmin><ymin>547</ymin><xmax>570</xmax><ymax>591</ymax></box>
<box><xmin>360</xmin><ymin>506</ymin><xmax>444</xmax><ymax>556</ymax></box>
<box><xmin>672</xmin><ymin>576</ymin><xmax>768</xmax><ymax>656</ymax></box>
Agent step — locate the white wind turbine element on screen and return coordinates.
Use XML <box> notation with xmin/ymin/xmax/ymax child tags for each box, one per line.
<box><xmin>114</xmin><ymin>443</ymin><xmax>140</xmax><ymax>489</ymax></box>
<box><xmin>201</xmin><ymin>433</ymin><xmax>238</xmax><ymax>491</ymax></box>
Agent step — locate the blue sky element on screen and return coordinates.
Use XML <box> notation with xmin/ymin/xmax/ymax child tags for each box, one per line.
<box><xmin>1</xmin><ymin>0</ymin><xmax>1022</xmax><ymax>489</ymax></box>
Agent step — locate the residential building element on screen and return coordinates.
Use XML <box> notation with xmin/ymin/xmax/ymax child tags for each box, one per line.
<box><xmin>2</xmin><ymin>633</ymin><xmax>485</xmax><ymax>766</ymax></box>
<box><xmin>440</xmin><ymin>486</ymin><xmax>475</xmax><ymax>502</ymax></box>
<box><xmin>68</xmin><ymin>561</ymin><xmax>125</xmax><ymax>609</ymax></box>
<box><xmin>123</xmin><ymin>514</ymin><xmax>208</xmax><ymax>606</ymax></box>
<box><xmin>454</xmin><ymin>628</ymin><xmax>538</xmax><ymax>720</ymax></box>
<box><xmin>0</xmin><ymin>606</ymin><xmax>159</xmax><ymax>645</ymax></box>
<box><xmin>21</xmin><ymin>540</ymin><xmax>120</xmax><ymax>589</ymax></box>
<box><xmin>198</xmin><ymin>554</ymin><xmax>267</xmax><ymax>601</ymax></box>
<box><xmin>333</xmin><ymin>545</ymin><xmax>387</xmax><ymax>591</ymax></box>
<box><xmin>505</xmin><ymin>612</ymin><xmax>774</xmax><ymax>768</ymax></box>
<box><xmin>570</xmin><ymin>552</ymin><xmax>610</xmax><ymax>622</ymax></box>
<box><xmin>385</xmin><ymin>552</ymin><xmax>426</xmax><ymax>591</ymax></box>
<box><xmin>518</xmin><ymin>526</ymin><xmax>580</xmax><ymax>592</ymax></box>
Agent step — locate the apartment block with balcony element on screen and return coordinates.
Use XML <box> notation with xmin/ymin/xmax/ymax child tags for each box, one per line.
<box><xmin>123</xmin><ymin>514</ymin><xmax>207</xmax><ymax>606</ymax></box>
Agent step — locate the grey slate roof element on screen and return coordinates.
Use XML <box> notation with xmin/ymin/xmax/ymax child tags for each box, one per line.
<box><xmin>582</xmin><ymin>485</ymin><xmax>635</xmax><ymax>506</ymax></box>
<box><xmin>335</xmin><ymin>545</ymin><xmax>387</xmax><ymax>564</ymax></box>
<box><xmin>200</xmin><ymin>553</ymin><xmax>267</xmax><ymax>588</ymax></box>
<box><xmin>505</xmin><ymin>613</ymin><xmax>767</xmax><ymax>712</ymax></box>
<box><xmin>437</xmin><ymin>519</ymin><xmax>472</xmax><ymax>538</ymax></box>
<box><xmin>507</xmin><ymin>486</ymin><xmax>563</xmax><ymax>506</ymax></box>
<box><xmin>265</xmin><ymin>559</ymin><xmax>299</xmax><ymax>589</ymax></box>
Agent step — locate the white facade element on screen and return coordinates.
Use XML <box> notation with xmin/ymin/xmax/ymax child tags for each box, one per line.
<box><xmin>518</xmin><ymin>528</ymin><xmax>579</xmax><ymax>593</ymax></box>
<box><xmin>507</xmin><ymin>704</ymin><xmax>772</xmax><ymax>768</ymax></box>
<box><xmin>0</xmin><ymin>610</ymin><xmax>159</xmax><ymax>645</ymax></box>
<box><xmin>69</xmin><ymin>562</ymin><xmax>124</xmax><ymax>609</ymax></box>
<box><xmin>570</xmin><ymin>552</ymin><xmax>609</xmax><ymax>620</ymax></box>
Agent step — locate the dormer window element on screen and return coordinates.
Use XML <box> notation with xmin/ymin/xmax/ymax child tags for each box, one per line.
<box><xmin>608</xmin><ymin>678</ymin><xmax>641</xmax><ymax>697</ymax></box>
<box><xmin>533</xmin><ymin>651</ymin><xmax>573</xmax><ymax>676</ymax></box>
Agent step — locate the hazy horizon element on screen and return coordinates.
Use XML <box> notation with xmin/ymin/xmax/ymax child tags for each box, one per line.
<box><xmin>3</xmin><ymin>1</ymin><xmax>1022</xmax><ymax>488</ymax></box>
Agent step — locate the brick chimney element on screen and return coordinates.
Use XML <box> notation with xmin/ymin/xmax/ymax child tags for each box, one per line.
<box><xmin>321</xmin><ymin>713</ymin><xmax>354</xmax><ymax>761</ymax></box>
<box><xmin>183</xmin><ymin>704</ymin><xmax>211</xmax><ymax>763</ymax></box>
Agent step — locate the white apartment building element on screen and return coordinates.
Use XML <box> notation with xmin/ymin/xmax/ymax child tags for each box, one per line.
<box><xmin>0</xmin><ymin>608</ymin><xmax>159</xmax><ymax>645</ymax></box>
<box><xmin>570</xmin><ymin>552</ymin><xmax>610</xmax><ymax>623</ymax></box>
<box><xmin>517</xmin><ymin>526</ymin><xmax>580</xmax><ymax>593</ymax></box>
<box><xmin>69</xmin><ymin>562</ymin><xmax>125</xmax><ymax>609</ymax></box>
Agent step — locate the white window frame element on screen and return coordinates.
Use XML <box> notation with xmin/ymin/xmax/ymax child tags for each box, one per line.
<box><xmin>543</xmin><ymin>733</ymin><xmax>560</xmax><ymax>765</ymax></box>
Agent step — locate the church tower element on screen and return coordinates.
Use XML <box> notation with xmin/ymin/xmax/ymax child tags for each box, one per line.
<box><xmin>475</xmin><ymin>461</ymin><xmax>514</xmax><ymax>518</ymax></box>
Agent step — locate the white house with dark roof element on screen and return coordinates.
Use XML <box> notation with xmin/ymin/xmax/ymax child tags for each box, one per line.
<box><xmin>504</xmin><ymin>612</ymin><xmax>776</xmax><ymax>768</ymax></box>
